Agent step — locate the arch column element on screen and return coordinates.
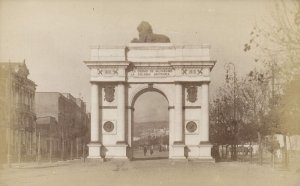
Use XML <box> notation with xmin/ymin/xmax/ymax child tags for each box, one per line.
<box><xmin>174</xmin><ymin>83</ymin><xmax>183</xmax><ymax>142</ymax></box>
<box><xmin>117</xmin><ymin>83</ymin><xmax>126</xmax><ymax>143</ymax></box>
<box><xmin>201</xmin><ymin>82</ymin><xmax>209</xmax><ymax>142</ymax></box>
<box><xmin>168</xmin><ymin>106</ymin><xmax>174</xmax><ymax>158</ymax></box>
<box><xmin>114</xmin><ymin>82</ymin><xmax>128</xmax><ymax>159</ymax></box>
<box><xmin>199</xmin><ymin>82</ymin><xmax>213</xmax><ymax>161</ymax></box>
<box><xmin>87</xmin><ymin>82</ymin><xmax>102</xmax><ymax>159</ymax></box>
<box><xmin>127</xmin><ymin>106</ymin><xmax>134</xmax><ymax>160</ymax></box>
<box><xmin>171</xmin><ymin>83</ymin><xmax>185</xmax><ymax>159</ymax></box>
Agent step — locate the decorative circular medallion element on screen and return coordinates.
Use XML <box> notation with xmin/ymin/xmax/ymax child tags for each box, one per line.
<box><xmin>186</xmin><ymin>121</ymin><xmax>197</xmax><ymax>133</ymax></box>
<box><xmin>103</xmin><ymin>121</ymin><xmax>114</xmax><ymax>132</ymax></box>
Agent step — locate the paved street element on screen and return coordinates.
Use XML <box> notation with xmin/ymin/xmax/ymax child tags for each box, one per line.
<box><xmin>132</xmin><ymin>149</ymin><xmax>169</xmax><ymax>160</ymax></box>
<box><xmin>1</xmin><ymin>158</ymin><xmax>299</xmax><ymax>186</ymax></box>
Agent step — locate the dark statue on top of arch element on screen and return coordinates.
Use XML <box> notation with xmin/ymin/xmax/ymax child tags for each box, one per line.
<box><xmin>131</xmin><ymin>21</ymin><xmax>171</xmax><ymax>43</ymax></box>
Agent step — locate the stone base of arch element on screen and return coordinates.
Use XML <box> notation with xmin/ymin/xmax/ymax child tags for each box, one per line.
<box><xmin>101</xmin><ymin>144</ymin><xmax>128</xmax><ymax>159</ymax></box>
<box><xmin>87</xmin><ymin>143</ymin><xmax>102</xmax><ymax>159</ymax></box>
<box><xmin>186</xmin><ymin>143</ymin><xmax>214</xmax><ymax>162</ymax></box>
<box><xmin>84</xmin><ymin>43</ymin><xmax>216</xmax><ymax>162</ymax></box>
<box><xmin>170</xmin><ymin>143</ymin><xmax>186</xmax><ymax>159</ymax></box>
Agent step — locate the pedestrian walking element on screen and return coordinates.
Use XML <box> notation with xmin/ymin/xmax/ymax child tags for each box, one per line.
<box><xmin>143</xmin><ymin>145</ymin><xmax>147</xmax><ymax>156</ymax></box>
<box><xmin>150</xmin><ymin>145</ymin><xmax>154</xmax><ymax>155</ymax></box>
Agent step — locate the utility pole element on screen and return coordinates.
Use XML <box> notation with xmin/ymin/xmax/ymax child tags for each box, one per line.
<box><xmin>76</xmin><ymin>137</ymin><xmax>79</xmax><ymax>159</ymax></box>
<box><xmin>7</xmin><ymin>62</ymin><xmax>12</xmax><ymax>167</ymax></box>
<box><xmin>18</xmin><ymin>131</ymin><xmax>21</xmax><ymax>164</ymax></box>
<box><xmin>49</xmin><ymin>136</ymin><xmax>52</xmax><ymax>163</ymax></box>
<box><xmin>70</xmin><ymin>140</ymin><xmax>73</xmax><ymax>160</ymax></box>
<box><xmin>225</xmin><ymin>62</ymin><xmax>238</xmax><ymax>161</ymax></box>
<box><xmin>34</xmin><ymin>120</ymin><xmax>37</xmax><ymax>160</ymax></box>
<box><xmin>37</xmin><ymin>132</ymin><xmax>40</xmax><ymax>163</ymax></box>
<box><xmin>271</xmin><ymin>61</ymin><xmax>276</xmax><ymax>168</ymax></box>
<box><xmin>271</xmin><ymin>58</ymin><xmax>278</xmax><ymax>168</ymax></box>
<box><xmin>82</xmin><ymin>143</ymin><xmax>85</xmax><ymax>162</ymax></box>
<box><xmin>49</xmin><ymin>123</ymin><xmax>52</xmax><ymax>163</ymax></box>
<box><xmin>60</xmin><ymin>122</ymin><xmax>63</xmax><ymax>161</ymax></box>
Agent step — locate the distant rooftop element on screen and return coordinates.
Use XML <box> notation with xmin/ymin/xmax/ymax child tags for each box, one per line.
<box><xmin>0</xmin><ymin>61</ymin><xmax>36</xmax><ymax>85</ymax></box>
<box><xmin>36</xmin><ymin>92</ymin><xmax>86</xmax><ymax>109</ymax></box>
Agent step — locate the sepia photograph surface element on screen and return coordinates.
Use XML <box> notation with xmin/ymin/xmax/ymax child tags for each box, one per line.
<box><xmin>0</xmin><ymin>0</ymin><xmax>299</xmax><ymax>185</ymax></box>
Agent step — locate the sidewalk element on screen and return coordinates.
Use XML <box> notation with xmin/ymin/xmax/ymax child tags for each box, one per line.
<box><xmin>2</xmin><ymin>159</ymin><xmax>84</xmax><ymax>169</ymax></box>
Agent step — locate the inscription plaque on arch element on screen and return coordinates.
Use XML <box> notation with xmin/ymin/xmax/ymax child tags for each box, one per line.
<box><xmin>127</xmin><ymin>66</ymin><xmax>206</xmax><ymax>78</ymax></box>
<box><xmin>128</xmin><ymin>67</ymin><xmax>174</xmax><ymax>77</ymax></box>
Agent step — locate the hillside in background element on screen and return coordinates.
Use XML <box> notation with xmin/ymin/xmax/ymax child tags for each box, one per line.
<box><xmin>133</xmin><ymin>121</ymin><xmax>168</xmax><ymax>137</ymax></box>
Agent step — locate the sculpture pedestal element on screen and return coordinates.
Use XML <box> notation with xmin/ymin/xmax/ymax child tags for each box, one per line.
<box><xmin>185</xmin><ymin>142</ymin><xmax>214</xmax><ymax>162</ymax></box>
<box><xmin>186</xmin><ymin>145</ymin><xmax>200</xmax><ymax>159</ymax></box>
<box><xmin>195</xmin><ymin>142</ymin><xmax>214</xmax><ymax>162</ymax></box>
<box><xmin>103</xmin><ymin>142</ymin><xmax>128</xmax><ymax>159</ymax></box>
<box><xmin>170</xmin><ymin>142</ymin><xmax>186</xmax><ymax>160</ymax></box>
<box><xmin>87</xmin><ymin>143</ymin><xmax>102</xmax><ymax>159</ymax></box>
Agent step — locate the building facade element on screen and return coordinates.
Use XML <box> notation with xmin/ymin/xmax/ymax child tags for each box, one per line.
<box><xmin>0</xmin><ymin>62</ymin><xmax>36</xmax><ymax>164</ymax></box>
<box><xmin>36</xmin><ymin>116</ymin><xmax>60</xmax><ymax>160</ymax></box>
<box><xmin>35</xmin><ymin>92</ymin><xmax>89</xmax><ymax>160</ymax></box>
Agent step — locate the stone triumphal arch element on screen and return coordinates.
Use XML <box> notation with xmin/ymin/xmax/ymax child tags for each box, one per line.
<box><xmin>84</xmin><ymin>43</ymin><xmax>216</xmax><ymax>161</ymax></box>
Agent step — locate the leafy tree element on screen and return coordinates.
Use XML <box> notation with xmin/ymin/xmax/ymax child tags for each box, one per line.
<box><xmin>278</xmin><ymin>74</ymin><xmax>300</xmax><ymax>135</ymax></box>
<box><xmin>210</xmin><ymin>68</ymin><xmax>275</xmax><ymax>161</ymax></box>
<box><xmin>210</xmin><ymin>81</ymin><xmax>245</xmax><ymax>160</ymax></box>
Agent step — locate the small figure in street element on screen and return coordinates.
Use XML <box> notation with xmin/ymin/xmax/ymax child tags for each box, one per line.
<box><xmin>248</xmin><ymin>146</ymin><xmax>253</xmax><ymax>155</ymax></box>
<box><xmin>143</xmin><ymin>145</ymin><xmax>147</xmax><ymax>156</ymax></box>
<box><xmin>150</xmin><ymin>145</ymin><xmax>154</xmax><ymax>155</ymax></box>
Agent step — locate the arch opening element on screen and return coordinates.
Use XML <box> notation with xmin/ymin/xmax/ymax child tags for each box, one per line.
<box><xmin>131</xmin><ymin>90</ymin><xmax>169</xmax><ymax>160</ymax></box>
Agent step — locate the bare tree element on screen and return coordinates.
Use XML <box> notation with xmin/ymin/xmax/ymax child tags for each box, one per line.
<box><xmin>244</xmin><ymin>0</ymin><xmax>300</xmax><ymax>167</ymax></box>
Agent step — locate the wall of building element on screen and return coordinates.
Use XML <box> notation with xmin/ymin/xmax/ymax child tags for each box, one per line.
<box><xmin>36</xmin><ymin>116</ymin><xmax>61</xmax><ymax>160</ymax></box>
<box><xmin>35</xmin><ymin>92</ymin><xmax>89</xmax><ymax>160</ymax></box>
<box><xmin>35</xmin><ymin>93</ymin><xmax>60</xmax><ymax>119</ymax></box>
<box><xmin>0</xmin><ymin>62</ymin><xmax>36</xmax><ymax>164</ymax></box>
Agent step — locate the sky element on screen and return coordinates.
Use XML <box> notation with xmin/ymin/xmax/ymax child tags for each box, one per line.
<box><xmin>0</xmin><ymin>0</ymin><xmax>274</xmax><ymax>122</ymax></box>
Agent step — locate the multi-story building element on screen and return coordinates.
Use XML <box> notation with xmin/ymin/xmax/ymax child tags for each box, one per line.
<box><xmin>35</xmin><ymin>92</ymin><xmax>89</xmax><ymax>160</ymax></box>
<box><xmin>0</xmin><ymin>61</ymin><xmax>36</xmax><ymax>164</ymax></box>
